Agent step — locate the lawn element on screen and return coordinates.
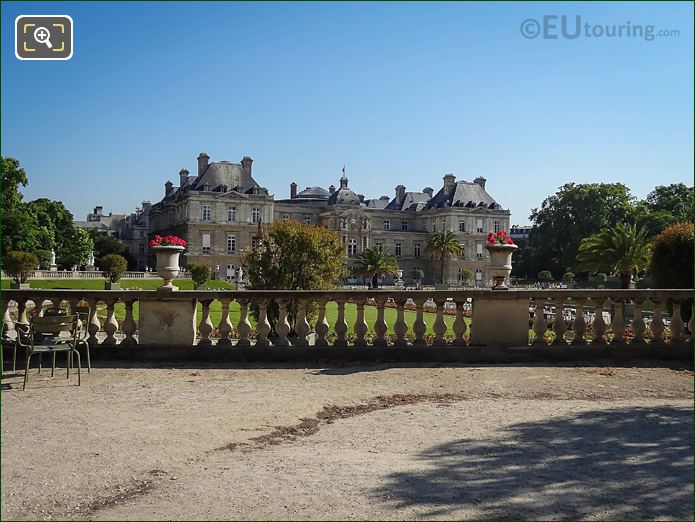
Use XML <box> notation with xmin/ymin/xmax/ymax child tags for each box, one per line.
<box><xmin>3</xmin><ymin>279</ymin><xmax>466</xmax><ymax>336</ymax></box>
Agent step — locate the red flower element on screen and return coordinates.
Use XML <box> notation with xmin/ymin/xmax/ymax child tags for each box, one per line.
<box><xmin>506</xmin><ymin>237</ymin><xmax>514</xmax><ymax>244</ymax></box>
<box><xmin>497</xmin><ymin>230</ymin><xmax>504</xmax><ymax>238</ymax></box>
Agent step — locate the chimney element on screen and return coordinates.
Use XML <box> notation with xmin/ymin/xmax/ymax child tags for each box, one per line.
<box><xmin>395</xmin><ymin>184</ymin><xmax>406</xmax><ymax>204</ymax></box>
<box><xmin>329</xmin><ymin>184</ymin><xmax>336</xmax><ymax>194</ymax></box>
<box><xmin>165</xmin><ymin>180</ymin><xmax>174</xmax><ymax>196</ymax></box>
<box><xmin>290</xmin><ymin>182</ymin><xmax>297</xmax><ymax>199</ymax></box>
<box><xmin>197</xmin><ymin>153</ymin><xmax>209</xmax><ymax>176</ymax></box>
<box><xmin>443</xmin><ymin>173</ymin><xmax>456</xmax><ymax>192</ymax></box>
<box><xmin>423</xmin><ymin>187</ymin><xmax>434</xmax><ymax>199</ymax></box>
<box><xmin>358</xmin><ymin>194</ymin><xmax>365</xmax><ymax>203</ymax></box>
<box><xmin>179</xmin><ymin>168</ymin><xmax>189</xmax><ymax>187</ymax></box>
<box><xmin>474</xmin><ymin>176</ymin><xmax>487</xmax><ymax>190</ymax></box>
<box><xmin>241</xmin><ymin>156</ymin><xmax>253</xmax><ymax>179</ymax></box>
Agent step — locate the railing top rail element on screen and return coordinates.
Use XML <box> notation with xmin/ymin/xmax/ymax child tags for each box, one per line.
<box><xmin>2</xmin><ymin>288</ymin><xmax>693</xmax><ymax>302</ymax></box>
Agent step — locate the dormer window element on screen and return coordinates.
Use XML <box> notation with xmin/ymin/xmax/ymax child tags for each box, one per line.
<box><xmin>203</xmin><ymin>183</ymin><xmax>210</xmax><ymax>192</ymax></box>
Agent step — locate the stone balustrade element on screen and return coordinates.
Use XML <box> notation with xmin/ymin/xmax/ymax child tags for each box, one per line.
<box><xmin>1</xmin><ymin>270</ymin><xmax>192</xmax><ymax>280</ymax></box>
<box><xmin>2</xmin><ymin>289</ymin><xmax>693</xmax><ymax>353</ymax></box>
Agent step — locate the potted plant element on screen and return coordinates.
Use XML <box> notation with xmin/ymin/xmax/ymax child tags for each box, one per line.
<box><xmin>3</xmin><ymin>251</ymin><xmax>38</xmax><ymax>289</ymax></box>
<box><xmin>149</xmin><ymin>234</ymin><xmax>187</xmax><ymax>291</ymax></box>
<box><xmin>562</xmin><ymin>271</ymin><xmax>575</xmax><ymax>288</ymax></box>
<box><xmin>101</xmin><ymin>254</ymin><xmax>127</xmax><ymax>290</ymax></box>
<box><xmin>412</xmin><ymin>268</ymin><xmax>425</xmax><ymax>289</ymax></box>
<box><xmin>188</xmin><ymin>262</ymin><xmax>211</xmax><ymax>290</ymax></box>
<box><xmin>484</xmin><ymin>231</ymin><xmax>517</xmax><ymax>290</ymax></box>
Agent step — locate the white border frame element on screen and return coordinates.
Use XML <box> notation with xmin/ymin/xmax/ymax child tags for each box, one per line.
<box><xmin>15</xmin><ymin>14</ymin><xmax>74</xmax><ymax>61</ymax></box>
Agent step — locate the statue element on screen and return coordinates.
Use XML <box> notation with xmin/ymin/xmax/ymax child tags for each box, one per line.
<box><xmin>88</xmin><ymin>252</ymin><xmax>95</xmax><ymax>266</ymax></box>
<box><xmin>236</xmin><ymin>266</ymin><xmax>244</xmax><ymax>283</ymax></box>
<box><xmin>49</xmin><ymin>249</ymin><xmax>57</xmax><ymax>271</ymax></box>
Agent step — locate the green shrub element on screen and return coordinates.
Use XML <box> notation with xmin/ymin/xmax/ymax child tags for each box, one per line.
<box><xmin>3</xmin><ymin>251</ymin><xmax>38</xmax><ymax>284</ymax></box>
<box><xmin>101</xmin><ymin>254</ymin><xmax>128</xmax><ymax>283</ymax></box>
<box><xmin>412</xmin><ymin>268</ymin><xmax>425</xmax><ymax>281</ymax></box>
<box><xmin>562</xmin><ymin>272</ymin><xmax>575</xmax><ymax>283</ymax></box>
<box><xmin>650</xmin><ymin>222</ymin><xmax>693</xmax><ymax>289</ymax></box>
<box><xmin>538</xmin><ymin>270</ymin><xmax>553</xmax><ymax>282</ymax></box>
<box><xmin>34</xmin><ymin>249</ymin><xmax>52</xmax><ymax>270</ymax></box>
<box><xmin>188</xmin><ymin>262</ymin><xmax>211</xmax><ymax>287</ymax></box>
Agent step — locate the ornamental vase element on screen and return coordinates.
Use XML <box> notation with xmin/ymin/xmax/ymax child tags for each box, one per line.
<box><xmin>485</xmin><ymin>244</ymin><xmax>518</xmax><ymax>290</ymax></box>
<box><xmin>152</xmin><ymin>245</ymin><xmax>185</xmax><ymax>291</ymax></box>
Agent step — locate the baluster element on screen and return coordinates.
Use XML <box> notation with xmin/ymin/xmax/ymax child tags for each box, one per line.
<box><xmin>353</xmin><ymin>298</ymin><xmax>368</xmax><ymax>346</ymax></box>
<box><xmin>197</xmin><ymin>299</ymin><xmax>214</xmax><ymax>345</ymax></box>
<box><xmin>688</xmin><ymin>304</ymin><xmax>694</xmax><ymax>342</ymax></box>
<box><xmin>630</xmin><ymin>299</ymin><xmax>646</xmax><ymax>344</ymax></box>
<box><xmin>275</xmin><ymin>299</ymin><xmax>290</xmax><ymax>346</ymax></box>
<box><xmin>372</xmin><ymin>297</ymin><xmax>388</xmax><ymax>346</ymax></box>
<box><xmin>452</xmin><ymin>299</ymin><xmax>468</xmax><ymax>346</ymax></box>
<box><xmin>393</xmin><ymin>298</ymin><xmax>408</xmax><ymax>347</ymax></box>
<box><xmin>294</xmin><ymin>299</ymin><xmax>310</xmax><ymax>346</ymax></box>
<box><xmin>50</xmin><ymin>298</ymin><xmax>63</xmax><ymax>314</ymax></box>
<box><xmin>87</xmin><ymin>298</ymin><xmax>101</xmax><ymax>346</ymax></box>
<box><xmin>650</xmin><ymin>299</ymin><xmax>665</xmax><ymax>344</ymax></box>
<box><xmin>17</xmin><ymin>299</ymin><xmax>28</xmax><ymax>326</ymax></box>
<box><xmin>314</xmin><ymin>299</ymin><xmax>329</xmax><ymax>346</ymax></box>
<box><xmin>412</xmin><ymin>297</ymin><xmax>427</xmax><ymax>346</ymax></box>
<box><xmin>2</xmin><ymin>300</ymin><xmax>15</xmax><ymax>341</ymax></box>
<box><xmin>610</xmin><ymin>299</ymin><xmax>626</xmax><ymax>345</ymax></box>
<box><xmin>670</xmin><ymin>301</ymin><xmax>685</xmax><ymax>343</ymax></box>
<box><xmin>532</xmin><ymin>297</ymin><xmax>548</xmax><ymax>345</ymax></box>
<box><xmin>571</xmin><ymin>298</ymin><xmax>586</xmax><ymax>345</ymax></box>
<box><xmin>102</xmin><ymin>298</ymin><xmax>119</xmax><ymax>345</ymax></box>
<box><xmin>255</xmin><ymin>300</ymin><xmax>271</xmax><ymax>346</ymax></box>
<box><xmin>236</xmin><ymin>299</ymin><xmax>252</xmax><ymax>346</ymax></box>
<box><xmin>121</xmin><ymin>299</ymin><xmax>138</xmax><ymax>345</ymax></box>
<box><xmin>433</xmin><ymin>299</ymin><xmax>448</xmax><ymax>345</ymax></box>
<box><xmin>591</xmin><ymin>298</ymin><xmax>607</xmax><ymax>345</ymax></box>
<box><xmin>551</xmin><ymin>296</ymin><xmax>567</xmax><ymax>345</ymax></box>
<box><xmin>333</xmin><ymin>299</ymin><xmax>348</xmax><ymax>346</ymax></box>
<box><xmin>217</xmin><ymin>298</ymin><xmax>233</xmax><ymax>345</ymax></box>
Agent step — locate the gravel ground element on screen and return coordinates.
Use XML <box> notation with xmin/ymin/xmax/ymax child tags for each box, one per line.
<box><xmin>1</xmin><ymin>361</ymin><xmax>693</xmax><ymax>520</ymax></box>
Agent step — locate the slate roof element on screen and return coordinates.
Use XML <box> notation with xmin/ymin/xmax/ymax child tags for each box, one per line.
<box><xmin>386</xmin><ymin>191</ymin><xmax>431</xmax><ymax>211</ymax></box>
<box><xmin>425</xmin><ymin>181</ymin><xmax>502</xmax><ymax>210</ymax></box>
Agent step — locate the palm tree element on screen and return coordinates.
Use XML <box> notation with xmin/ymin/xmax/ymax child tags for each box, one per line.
<box><xmin>425</xmin><ymin>231</ymin><xmax>462</xmax><ymax>284</ymax></box>
<box><xmin>576</xmin><ymin>223</ymin><xmax>652</xmax><ymax>289</ymax></box>
<box><xmin>355</xmin><ymin>247</ymin><xmax>399</xmax><ymax>288</ymax></box>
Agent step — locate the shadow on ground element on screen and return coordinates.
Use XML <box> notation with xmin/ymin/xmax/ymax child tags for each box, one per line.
<box><xmin>372</xmin><ymin>406</ymin><xmax>693</xmax><ymax>520</ymax></box>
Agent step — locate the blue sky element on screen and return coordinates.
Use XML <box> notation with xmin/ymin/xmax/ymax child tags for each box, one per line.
<box><xmin>2</xmin><ymin>1</ymin><xmax>693</xmax><ymax>225</ymax></box>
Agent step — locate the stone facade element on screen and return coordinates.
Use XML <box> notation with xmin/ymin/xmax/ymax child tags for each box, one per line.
<box><xmin>148</xmin><ymin>153</ymin><xmax>511</xmax><ymax>285</ymax></box>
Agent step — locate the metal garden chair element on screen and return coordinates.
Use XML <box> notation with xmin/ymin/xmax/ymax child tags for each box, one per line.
<box><xmin>17</xmin><ymin>314</ymin><xmax>82</xmax><ymax>390</ymax></box>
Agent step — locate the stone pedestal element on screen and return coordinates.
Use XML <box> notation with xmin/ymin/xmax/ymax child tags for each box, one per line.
<box><xmin>49</xmin><ymin>264</ymin><xmax>58</xmax><ymax>272</ymax></box>
<box><xmin>471</xmin><ymin>298</ymin><xmax>529</xmax><ymax>346</ymax></box>
<box><xmin>138</xmin><ymin>298</ymin><xmax>197</xmax><ymax>345</ymax></box>
<box><xmin>85</xmin><ymin>265</ymin><xmax>96</xmax><ymax>271</ymax></box>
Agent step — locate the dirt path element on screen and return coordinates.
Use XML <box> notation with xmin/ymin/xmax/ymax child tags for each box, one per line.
<box><xmin>1</xmin><ymin>362</ymin><xmax>692</xmax><ymax>520</ymax></box>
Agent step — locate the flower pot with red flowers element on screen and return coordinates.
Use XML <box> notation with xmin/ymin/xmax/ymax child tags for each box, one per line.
<box><xmin>149</xmin><ymin>235</ymin><xmax>187</xmax><ymax>291</ymax></box>
<box><xmin>484</xmin><ymin>231</ymin><xmax>517</xmax><ymax>290</ymax></box>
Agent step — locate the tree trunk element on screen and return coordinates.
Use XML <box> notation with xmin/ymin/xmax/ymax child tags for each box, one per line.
<box><xmin>440</xmin><ymin>255</ymin><xmax>446</xmax><ymax>284</ymax></box>
<box><xmin>372</xmin><ymin>273</ymin><xmax>379</xmax><ymax>289</ymax></box>
<box><xmin>619</xmin><ymin>272</ymin><xmax>631</xmax><ymax>289</ymax></box>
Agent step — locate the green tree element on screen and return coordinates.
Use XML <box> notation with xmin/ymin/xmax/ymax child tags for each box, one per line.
<box><xmin>527</xmin><ymin>183</ymin><xmax>635</xmax><ymax>277</ymax></box>
<box><xmin>101</xmin><ymin>254</ymin><xmax>128</xmax><ymax>282</ymax></box>
<box><xmin>355</xmin><ymin>247</ymin><xmax>399</xmax><ymax>288</ymax></box>
<box><xmin>243</xmin><ymin>221</ymin><xmax>344</xmax><ymax>335</ymax></box>
<box><xmin>1</xmin><ymin>157</ymin><xmax>28</xmax><ymax>214</ymax></box>
<box><xmin>59</xmin><ymin>228</ymin><xmax>94</xmax><ymax>268</ymax></box>
<box><xmin>188</xmin><ymin>262</ymin><xmax>211</xmax><ymax>288</ymax></box>
<box><xmin>645</xmin><ymin>184</ymin><xmax>694</xmax><ymax>223</ymax></box>
<box><xmin>412</xmin><ymin>268</ymin><xmax>425</xmax><ymax>282</ymax></box>
<box><xmin>35</xmin><ymin>249</ymin><xmax>52</xmax><ymax>270</ymax></box>
<box><xmin>538</xmin><ymin>270</ymin><xmax>553</xmax><ymax>285</ymax></box>
<box><xmin>425</xmin><ymin>231</ymin><xmax>462</xmax><ymax>284</ymax></box>
<box><xmin>576</xmin><ymin>223</ymin><xmax>651</xmax><ymax>289</ymax></box>
<box><xmin>1</xmin><ymin>157</ymin><xmax>40</xmax><ymax>257</ymax></box>
<box><xmin>562</xmin><ymin>272</ymin><xmax>575</xmax><ymax>284</ymax></box>
<box><xmin>458</xmin><ymin>268</ymin><xmax>473</xmax><ymax>285</ymax></box>
<box><xmin>4</xmin><ymin>251</ymin><xmax>38</xmax><ymax>284</ymax></box>
<box><xmin>650</xmin><ymin>222</ymin><xmax>693</xmax><ymax>290</ymax></box>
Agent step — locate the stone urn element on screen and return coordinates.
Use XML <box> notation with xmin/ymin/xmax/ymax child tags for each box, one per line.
<box><xmin>485</xmin><ymin>244</ymin><xmax>518</xmax><ymax>290</ymax></box>
<box><xmin>152</xmin><ymin>245</ymin><xmax>185</xmax><ymax>291</ymax></box>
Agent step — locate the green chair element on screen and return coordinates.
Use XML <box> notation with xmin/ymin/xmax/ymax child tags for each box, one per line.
<box><xmin>74</xmin><ymin>306</ymin><xmax>92</xmax><ymax>373</ymax></box>
<box><xmin>17</xmin><ymin>314</ymin><xmax>81</xmax><ymax>390</ymax></box>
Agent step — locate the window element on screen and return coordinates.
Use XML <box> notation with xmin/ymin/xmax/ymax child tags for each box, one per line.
<box><xmin>494</xmin><ymin>220</ymin><xmax>500</xmax><ymax>233</ymax></box>
<box><xmin>251</xmin><ymin>238</ymin><xmax>260</xmax><ymax>248</ymax></box>
<box><xmin>227</xmin><ymin>234</ymin><xmax>236</xmax><ymax>254</ymax></box>
<box><xmin>227</xmin><ymin>207</ymin><xmax>236</xmax><ymax>222</ymax></box>
<box><xmin>202</xmin><ymin>233</ymin><xmax>211</xmax><ymax>253</ymax></box>
<box><xmin>414</xmin><ymin>242</ymin><xmax>421</xmax><ymax>257</ymax></box>
<box><xmin>202</xmin><ymin>205</ymin><xmax>211</xmax><ymax>221</ymax></box>
<box><xmin>138</xmin><ymin>245</ymin><xmax>145</xmax><ymax>256</ymax></box>
<box><xmin>475</xmin><ymin>268</ymin><xmax>483</xmax><ymax>281</ymax></box>
<box><xmin>442</xmin><ymin>219</ymin><xmax>446</xmax><ymax>231</ymax></box>
<box><xmin>395</xmin><ymin>242</ymin><xmax>402</xmax><ymax>257</ymax></box>
<box><xmin>476</xmin><ymin>219</ymin><xmax>483</xmax><ymax>233</ymax></box>
<box><xmin>282</xmin><ymin>214</ymin><xmax>290</xmax><ymax>222</ymax></box>
<box><xmin>459</xmin><ymin>243</ymin><xmax>466</xmax><ymax>259</ymax></box>
<box><xmin>476</xmin><ymin>242</ymin><xmax>483</xmax><ymax>259</ymax></box>
<box><xmin>432</xmin><ymin>219</ymin><xmax>437</xmax><ymax>232</ymax></box>
<box><xmin>459</xmin><ymin>219</ymin><xmax>466</xmax><ymax>232</ymax></box>
<box><xmin>304</xmin><ymin>216</ymin><xmax>312</xmax><ymax>225</ymax></box>
<box><xmin>401</xmin><ymin>220</ymin><xmax>409</xmax><ymax>231</ymax></box>
<box><xmin>458</xmin><ymin>268</ymin><xmax>468</xmax><ymax>283</ymax></box>
<box><xmin>348</xmin><ymin>239</ymin><xmax>358</xmax><ymax>257</ymax></box>
<box><xmin>375</xmin><ymin>240</ymin><xmax>384</xmax><ymax>253</ymax></box>
<box><xmin>252</xmin><ymin>207</ymin><xmax>260</xmax><ymax>224</ymax></box>
<box><xmin>383</xmin><ymin>220</ymin><xmax>390</xmax><ymax>231</ymax></box>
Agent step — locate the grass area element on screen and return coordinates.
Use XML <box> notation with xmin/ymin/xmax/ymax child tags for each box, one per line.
<box><xmin>1</xmin><ymin>278</ymin><xmax>235</xmax><ymax>291</ymax></box>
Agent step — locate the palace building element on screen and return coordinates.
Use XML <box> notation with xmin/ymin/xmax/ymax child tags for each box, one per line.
<box><xmin>147</xmin><ymin>153</ymin><xmax>511</xmax><ymax>285</ymax></box>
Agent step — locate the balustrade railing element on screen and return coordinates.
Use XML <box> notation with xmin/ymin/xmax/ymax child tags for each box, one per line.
<box><xmin>1</xmin><ymin>270</ymin><xmax>192</xmax><ymax>280</ymax></box>
<box><xmin>2</xmin><ymin>289</ymin><xmax>693</xmax><ymax>349</ymax></box>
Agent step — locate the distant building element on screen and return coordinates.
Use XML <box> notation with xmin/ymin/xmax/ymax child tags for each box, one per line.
<box><xmin>117</xmin><ymin>201</ymin><xmax>151</xmax><ymax>270</ymax></box>
<box><xmin>148</xmin><ymin>152</ymin><xmax>512</xmax><ymax>285</ymax></box>
<box><xmin>74</xmin><ymin>206</ymin><xmax>125</xmax><ymax>236</ymax></box>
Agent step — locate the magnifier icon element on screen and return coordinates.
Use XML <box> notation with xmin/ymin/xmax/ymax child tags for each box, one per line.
<box><xmin>33</xmin><ymin>26</ymin><xmax>53</xmax><ymax>49</ymax></box>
